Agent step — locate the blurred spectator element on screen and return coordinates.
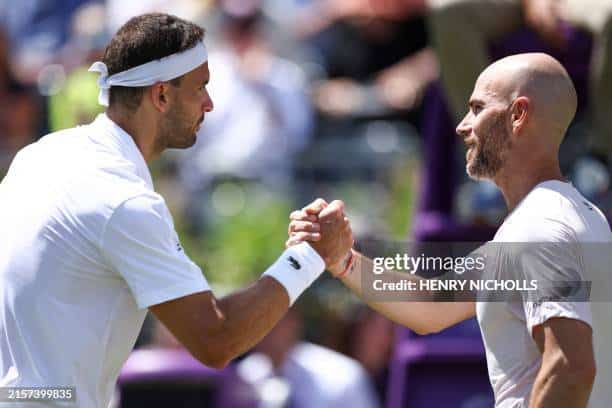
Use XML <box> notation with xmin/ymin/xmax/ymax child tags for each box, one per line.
<box><xmin>105</xmin><ymin>0</ymin><xmax>211</xmax><ymax>36</ymax></box>
<box><xmin>234</xmin><ymin>309</ymin><xmax>380</xmax><ymax>408</ymax></box>
<box><xmin>342</xmin><ymin>306</ymin><xmax>396</xmax><ymax>405</ymax></box>
<box><xmin>177</xmin><ymin>1</ymin><xmax>313</xmax><ymax>231</ymax></box>
<box><xmin>297</xmin><ymin>0</ymin><xmax>436</xmax><ymax>119</ymax></box>
<box><xmin>0</xmin><ymin>0</ymin><xmax>99</xmax><ymax>84</ymax></box>
<box><xmin>0</xmin><ymin>28</ymin><xmax>40</xmax><ymax>173</ymax></box>
<box><xmin>428</xmin><ymin>0</ymin><xmax>612</xmax><ymax>163</ymax></box>
<box><xmin>147</xmin><ymin>307</ymin><xmax>380</xmax><ymax>407</ymax></box>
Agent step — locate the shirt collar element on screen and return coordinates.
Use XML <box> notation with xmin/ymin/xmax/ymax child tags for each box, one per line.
<box><xmin>91</xmin><ymin>113</ymin><xmax>154</xmax><ymax>190</ymax></box>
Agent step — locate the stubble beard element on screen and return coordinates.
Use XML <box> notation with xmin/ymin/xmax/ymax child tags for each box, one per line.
<box><xmin>159</xmin><ymin>103</ymin><xmax>198</xmax><ymax>150</ymax></box>
<box><xmin>466</xmin><ymin>114</ymin><xmax>511</xmax><ymax>180</ymax></box>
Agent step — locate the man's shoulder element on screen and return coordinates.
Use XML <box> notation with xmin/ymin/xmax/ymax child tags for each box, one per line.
<box><xmin>520</xmin><ymin>183</ymin><xmax>573</xmax><ymax>216</ymax></box>
<box><xmin>11</xmin><ymin>126</ymin><xmax>84</xmax><ymax>161</ymax></box>
<box><xmin>496</xmin><ymin>188</ymin><xmax>574</xmax><ymax>242</ymax></box>
<box><xmin>497</xmin><ymin>183</ymin><xmax>610</xmax><ymax>242</ymax></box>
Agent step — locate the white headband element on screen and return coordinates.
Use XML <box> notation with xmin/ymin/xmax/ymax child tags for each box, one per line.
<box><xmin>89</xmin><ymin>41</ymin><xmax>208</xmax><ymax>106</ymax></box>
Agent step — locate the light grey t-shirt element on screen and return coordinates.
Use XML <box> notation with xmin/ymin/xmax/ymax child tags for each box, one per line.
<box><xmin>476</xmin><ymin>180</ymin><xmax>612</xmax><ymax>407</ymax></box>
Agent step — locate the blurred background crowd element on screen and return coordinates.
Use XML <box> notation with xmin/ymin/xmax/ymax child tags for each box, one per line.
<box><xmin>1</xmin><ymin>0</ymin><xmax>611</xmax><ymax>406</ymax></box>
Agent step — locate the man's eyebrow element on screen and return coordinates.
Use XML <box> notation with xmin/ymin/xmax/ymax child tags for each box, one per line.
<box><xmin>469</xmin><ymin>98</ymin><xmax>485</xmax><ymax>107</ymax></box>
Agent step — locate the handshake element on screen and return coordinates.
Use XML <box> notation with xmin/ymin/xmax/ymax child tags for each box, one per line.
<box><xmin>286</xmin><ymin>198</ymin><xmax>354</xmax><ymax>277</ymax></box>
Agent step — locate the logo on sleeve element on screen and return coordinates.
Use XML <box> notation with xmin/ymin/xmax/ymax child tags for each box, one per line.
<box><xmin>288</xmin><ymin>256</ymin><xmax>301</xmax><ymax>270</ymax></box>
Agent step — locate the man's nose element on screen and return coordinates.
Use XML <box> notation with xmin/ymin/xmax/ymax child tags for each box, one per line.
<box><xmin>203</xmin><ymin>91</ymin><xmax>214</xmax><ymax>113</ymax></box>
<box><xmin>456</xmin><ymin>115</ymin><xmax>471</xmax><ymax>138</ymax></box>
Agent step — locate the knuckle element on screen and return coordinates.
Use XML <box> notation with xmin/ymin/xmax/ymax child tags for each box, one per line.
<box><xmin>332</xmin><ymin>199</ymin><xmax>345</xmax><ymax>210</ymax></box>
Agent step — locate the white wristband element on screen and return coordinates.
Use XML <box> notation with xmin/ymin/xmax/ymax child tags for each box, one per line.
<box><xmin>262</xmin><ymin>242</ymin><xmax>325</xmax><ymax>305</ymax></box>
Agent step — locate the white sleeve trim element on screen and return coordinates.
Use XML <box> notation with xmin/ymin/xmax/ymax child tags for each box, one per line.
<box><xmin>138</xmin><ymin>279</ymin><xmax>212</xmax><ymax>309</ymax></box>
<box><xmin>527</xmin><ymin>302</ymin><xmax>593</xmax><ymax>336</ymax></box>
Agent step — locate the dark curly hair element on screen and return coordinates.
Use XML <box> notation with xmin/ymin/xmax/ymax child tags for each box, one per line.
<box><xmin>102</xmin><ymin>13</ymin><xmax>205</xmax><ymax>111</ymax></box>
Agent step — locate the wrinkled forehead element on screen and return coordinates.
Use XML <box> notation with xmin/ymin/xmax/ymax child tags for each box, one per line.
<box><xmin>472</xmin><ymin>67</ymin><xmax>513</xmax><ymax>103</ymax></box>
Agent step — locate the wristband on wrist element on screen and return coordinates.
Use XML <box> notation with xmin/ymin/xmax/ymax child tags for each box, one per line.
<box><xmin>336</xmin><ymin>249</ymin><xmax>355</xmax><ymax>279</ymax></box>
<box><xmin>262</xmin><ymin>242</ymin><xmax>325</xmax><ymax>305</ymax></box>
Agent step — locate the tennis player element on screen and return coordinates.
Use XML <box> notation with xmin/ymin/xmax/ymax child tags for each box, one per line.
<box><xmin>289</xmin><ymin>53</ymin><xmax>612</xmax><ymax>407</ymax></box>
<box><xmin>0</xmin><ymin>13</ymin><xmax>353</xmax><ymax>408</ymax></box>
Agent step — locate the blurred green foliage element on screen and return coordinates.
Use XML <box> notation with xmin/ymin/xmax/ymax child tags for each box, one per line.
<box><xmin>174</xmin><ymin>186</ymin><xmax>293</xmax><ymax>292</ymax></box>
<box><xmin>48</xmin><ymin>67</ymin><xmax>104</xmax><ymax>132</ymax></box>
<box><xmin>171</xmin><ymin>154</ymin><xmax>418</xmax><ymax>291</ymax></box>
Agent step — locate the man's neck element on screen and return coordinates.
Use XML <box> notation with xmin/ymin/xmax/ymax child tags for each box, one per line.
<box><xmin>106</xmin><ymin>107</ymin><xmax>158</xmax><ymax>163</ymax></box>
<box><xmin>494</xmin><ymin>160</ymin><xmax>564</xmax><ymax>212</ymax></box>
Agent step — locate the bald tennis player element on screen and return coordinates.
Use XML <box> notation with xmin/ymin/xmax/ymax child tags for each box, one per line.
<box><xmin>0</xmin><ymin>13</ymin><xmax>353</xmax><ymax>407</ymax></box>
<box><xmin>289</xmin><ymin>53</ymin><xmax>612</xmax><ymax>407</ymax></box>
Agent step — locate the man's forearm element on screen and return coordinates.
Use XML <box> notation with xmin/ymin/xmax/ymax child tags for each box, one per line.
<box><xmin>210</xmin><ymin>276</ymin><xmax>290</xmax><ymax>364</ymax></box>
<box><xmin>339</xmin><ymin>252</ymin><xmax>475</xmax><ymax>335</ymax></box>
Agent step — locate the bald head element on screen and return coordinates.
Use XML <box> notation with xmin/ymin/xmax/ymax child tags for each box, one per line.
<box><xmin>457</xmin><ymin>53</ymin><xmax>576</xmax><ymax>184</ymax></box>
<box><xmin>477</xmin><ymin>53</ymin><xmax>577</xmax><ymax>146</ymax></box>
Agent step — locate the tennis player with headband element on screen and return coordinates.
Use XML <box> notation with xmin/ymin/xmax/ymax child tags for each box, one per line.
<box><xmin>0</xmin><ymin>13</ymin><xmax>352</xmax><ymax>407</ymax></box>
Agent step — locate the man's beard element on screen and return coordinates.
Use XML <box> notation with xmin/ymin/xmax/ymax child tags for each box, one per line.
<box><xmin>466</xmin><ymin>114</ymin><xmax>511</xmax><ymax>180</ymax></box>
<box><xmin>159</xmin><ymin>103</ymin><xmax>198</xmax><ymax>150</ymax></box>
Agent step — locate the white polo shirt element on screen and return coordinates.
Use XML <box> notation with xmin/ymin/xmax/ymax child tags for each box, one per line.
<box><xmin>0</xmin><ymin>114</ymin><xmax>210</xmax><ymax>407</ymax></box>
<box><xmin>477</xmin><ymin>180</ymin><xmax>612</xmax><ymax>407</ymax></box>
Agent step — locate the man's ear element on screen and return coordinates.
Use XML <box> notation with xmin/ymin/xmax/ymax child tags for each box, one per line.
<box><xmin>150</xmin><ymin>82</ymin><xmax>171</xmax><ymax>113</ymax></box>
<box><xmin>510</xmin><ymin>96</ymin><xmax>529</xmax><ymax>135</ymax></box>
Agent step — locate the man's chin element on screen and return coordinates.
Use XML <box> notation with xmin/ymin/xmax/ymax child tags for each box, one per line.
<box><xmin>466</xmin><ymin>164</ymin><xmax>488</xmax><ymax>181</ymax></box>
<box><xmin>168</xmin><ymin>135</ymin><xmax>198</xmax><ymax>150</ymax></box>
<box><xmin>185</xmin><ymin>134</ymin><xmax>198</xmax><ymax>148</ymax></box>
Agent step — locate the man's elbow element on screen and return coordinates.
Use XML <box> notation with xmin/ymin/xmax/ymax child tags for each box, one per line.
<box><xmin>412</xmin><ymin>323</ymin><xmax>444</xmax><ymax>336</ymax></box>
<box><xmin>192</xmin><ymin>318</ymin><xmax>234</xmax><ymax>369</ymax></box>
<box><xmin>193</xmin><ymin>346</ymin><xmax>232</xmax><ymax>370</ymax></box>
<box><xmin>199</xmin><ymin>353</ymin><xmax>231</xmax><ymax>370</ymax></box>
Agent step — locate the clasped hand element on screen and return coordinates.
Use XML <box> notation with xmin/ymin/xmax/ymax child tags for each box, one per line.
<box><xmin>286</xmin><ymin>198</ymin><xmax>353</xmax><ymax>276</ymax></box>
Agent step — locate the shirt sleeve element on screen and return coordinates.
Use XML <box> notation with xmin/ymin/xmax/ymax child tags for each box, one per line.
<box><xmin>524</xmin><ymin>301</ymin><xmax>592</xmax><ymax>336</ymax></box>
<box><xmin>516</xmin><ymin>217</ymin><xmax>593</xmax><ymax>335</ymax></box>
<box><xmin>101</xmin><ymin>192</ymin><xmax>210</xmax><ymax>309</ymax></box>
